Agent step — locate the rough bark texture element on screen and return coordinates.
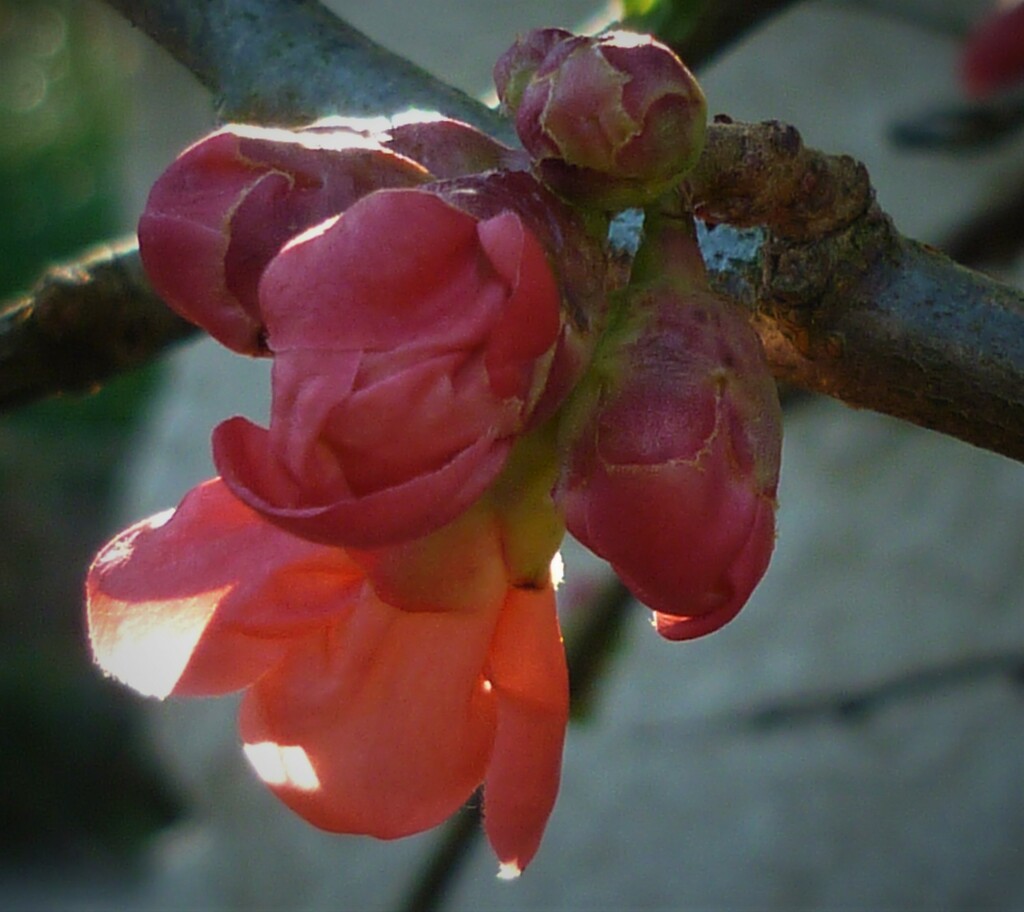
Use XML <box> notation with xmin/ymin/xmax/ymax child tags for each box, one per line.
<box><xmin>689</xmin><ymin>119</ymin><xmax>1024</xmax><ymax>461</ymax></box>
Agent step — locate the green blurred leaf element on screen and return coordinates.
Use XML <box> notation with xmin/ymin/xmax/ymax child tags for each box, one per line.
<box><xmin>621</xmin><ymin>0</ymin><xmax>707</xmax><ymax>47</ymax></box>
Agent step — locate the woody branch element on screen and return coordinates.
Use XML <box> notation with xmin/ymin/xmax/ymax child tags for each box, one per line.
<box><xmin>2</xmin><ymin>0</ymin><xmax>1022</xmax><ymax>462</ymax></box>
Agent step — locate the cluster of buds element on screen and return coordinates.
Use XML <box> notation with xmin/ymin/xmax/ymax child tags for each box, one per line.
<box><xmin>86</xmin><ymin>27</ymin><xmax>781</xmax><ymax>876</ymax></box>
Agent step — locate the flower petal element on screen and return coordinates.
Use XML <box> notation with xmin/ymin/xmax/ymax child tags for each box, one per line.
<box><xmin>138</xmin><ymin>126</ymin><xmax>428</xmax><ymax>354</ymax></box>
<box><xmin>260</xmin><ymin>189</ymin><xmax>502</xmax><ymax>354</ymax></box>
<box><xmin>477</xmin><ymin>211</ymin><xmax>562</xmax><ymax>399</ymax></box>
<box><xmin>482</xmin><ymin>583</ymin><xmax>568</xmax><ymax>874</ymax></box>
<box><xmin>214</xmin><ymin>416</ymin><xmax>510</xmax><ymax>548</ymax></box>
<box><xmin>86</xmin><ymin>479</ymin><xmax>363</xmax><ymax>698</ymax></box>
<box><xmin>238</xmin><ymin>588</ymin><xmax>501</xmax><ymax>838</ymax></box>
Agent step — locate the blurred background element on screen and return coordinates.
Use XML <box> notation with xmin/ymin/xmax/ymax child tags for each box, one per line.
<box><xmin>1</xmin><ymin>0</ymin><xmax>1022</xmax><ymax>909</ymax></box>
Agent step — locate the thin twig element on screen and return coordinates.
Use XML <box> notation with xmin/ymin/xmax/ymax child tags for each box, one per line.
<box><xmin>671</xmin><ymin>0</ymin><xmax>801</xmax><ymax>69</ymax></box>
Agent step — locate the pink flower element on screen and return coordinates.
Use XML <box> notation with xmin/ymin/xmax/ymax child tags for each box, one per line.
<box><xmin>212</xmin><ymin>185</ymin><xmax>564</xmax><ymax>547</ymax></box>
<box><xmin>557</xmin><ymin>280</ymin><xmax>781</xmax><ymax>640</ymax></box>
<box><xmin>86</xmin><ymin>478</ymin><xmax>568</xmax><ymax>876</ymax></box>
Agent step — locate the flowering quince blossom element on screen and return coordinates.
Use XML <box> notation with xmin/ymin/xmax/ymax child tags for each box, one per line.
<box><xmin>86</xmin><ymin>26</ymin><xmax>785</xmax><ymax>877</ymax></box>
<box><xmin>91</xmin><ymin>112</ymin><xmax>591</xmax><ymax>874</ymax></box>
<box><xmin>87</xmin><ymin>477</ymin><xmax>568</xmax><ymax>876</ymax></box>
<box><xmin>138</xmin><ymin>121</ymin><xmax>586</xmax><ymax>548</ymax></box>
<box><xmin>213</xmin><ymin>184</ymin><xmax>565</xmax><ymax>547</ymax></box>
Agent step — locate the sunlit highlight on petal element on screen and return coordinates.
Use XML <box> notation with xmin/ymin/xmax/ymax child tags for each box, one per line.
<box><xmin>243</xmin><ymin>741</ymin><xmax>322</xmax><ymax>792</ymax></box>
<box><xmin>93</xmin><ymin>586</ymin><xmax>232</xmax><ymax>698</ymax></box>
<box><xmin>497</xmin><ymin>861</ymin><xmax>522</xmax><ymax>881</ymax></box>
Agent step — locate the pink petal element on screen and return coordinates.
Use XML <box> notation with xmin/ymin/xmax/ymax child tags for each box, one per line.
<box><xmin>138</xmin><ymin>126</ymin><xmax>428</xmax><ymax>354</ymax></box>
<box><xmin>321</xmin><ymin>352</ymin><xmax>520</xmax><ymax>494</ymax></box>
<box><xmin>238</xmin><ymin>588</ymin><xmax>502</xmax><ymax>838</ymax></box>
<box><xmin>86</xmin><ymin>479</ymin><xmax>363</xmax><ymax>698</ymax></box>
<box><xmin>259</xmin><ymin>189</ymin><xmax>504</xmax><ymax>354</ymax></box>
<box><xmin>213</xmin><ymin>416</ymin><xmax>511</xmax><ymax>548</ymax></box>
<box><xmin>384</xmin><ymin>118</ymin><xmax>517</xmax><ymax>178</ymax></box>
<box><xmin>482</xmin><ymin>583</ymin><xmax>568</xmax><ymax>874</ymax></box>
<box><xmin>477</xmin><ymin>211</ymin><xmax>562</xmax><ymax>399</ymax></box>
<box><xmin>267</xmin><ymin>349</ymin><xmax>361</xmax><ymax>490</ymax></box>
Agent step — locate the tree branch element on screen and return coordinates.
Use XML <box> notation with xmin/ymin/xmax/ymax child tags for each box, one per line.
<box><xmin>673</xmin><ymin>0</ymin><xmax>800</xmax><ymax>70</ymax></box>
<box><xmin>0</xmin><ymin>241</ymin><xmax>195</xmax><ymax>409</ymax></box>
<box><xmin>100</xmin><ymin>0</ymin><xmax>511</xmax><ymax>139</ymax></box>
<box><xmin>688</xmin><ymin>119</ymin><xmax>1024</xmax><ymax>461</ymax></box>
<box><xmin>3</xmin><ymin>0</ymin><xmax>1022</xmax><ymax>463</ymax></box>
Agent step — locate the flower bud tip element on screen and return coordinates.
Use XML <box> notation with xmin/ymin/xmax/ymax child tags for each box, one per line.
<box><xmin>497</xmin><ymin>861</ymin><xmax>523</xmax><ymax>881</ymax></box>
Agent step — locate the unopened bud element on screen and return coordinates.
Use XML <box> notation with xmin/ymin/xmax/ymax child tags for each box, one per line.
<box><xmin>496</xmin><ymin>30</ymin><xmax>707</xmax><ymax>210</ymax></box>
<box><xmin>556</xmin><ymin>225</ymin><xmax>781</xmax><ymax>638</ymax></box>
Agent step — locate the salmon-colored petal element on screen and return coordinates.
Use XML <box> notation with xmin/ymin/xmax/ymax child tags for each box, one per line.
<box><xmin>86</xmin><ymin>479</ymin><xmax>363</xmax><ymax>698</ymax></box>
<box><xmin>482</xmin><ymin>583</ymin><xmax>568</xmax><ymax>875</ymax></box>
<box><xmin>352</xmin><ymin>503</ymin><xmax>508</xmax><ymax>614</ymax></box>
<box><xmin>238</xmin><ymin>588</ymin><xmax>501</xmax><ymax>838</ymax></box>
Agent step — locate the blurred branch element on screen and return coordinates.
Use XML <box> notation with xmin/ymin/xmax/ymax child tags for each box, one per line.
<box><xmin>2</xmin><ymin>0</ymin><xmax>1022</xmax><ymax>463</ymax></box>
<box><xmin>673</xmin><ymin>0</ymin><xmax>800</xmax><ymax>69</ymax></box>
<box><xmin>944</xmin><ymin>180</ymin><xmax>1024</xmax><ymax>267</ymax></box>
<box><xmin>0</xmin><ymin>242</ymin><xmax>195</xmax><ymax>410</ymax></box>
<box><xmin>101</xmin><ymin>0</ymin><xmax>511</xmax><ymax>139</ymax></box>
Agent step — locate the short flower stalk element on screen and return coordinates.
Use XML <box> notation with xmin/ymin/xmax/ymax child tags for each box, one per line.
<box><xmin>85</xmin><ymin>27</ymin><xmax>783</xmax><ymax>875</ymax></box>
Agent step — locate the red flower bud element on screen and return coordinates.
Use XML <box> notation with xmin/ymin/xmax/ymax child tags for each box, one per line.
<box><xmin>494</xmin><ymin>27</ymin><xmax>574</xmax><ymax>114</ymax></box>
<box><xmin>138</xmin><ymin>123</ymin><xmax>429</xmax><ymax>354</ymax></box>
<box><xmin>960</xmin><ymin>2</ymin><xmax>1024</xmax><ymax>98</ymax></box>
<box><xmin>557</xmin><ymin>281</ymin><xmax>781</xmax><ymax>639</ymax></box>
<box><xmin>213</xmin><ymin>184</ymin><xmax>564</xmax><ymax>548</ymax></box>
<box><xmin>497</xmin><ymin>30</ymin><xmax>707</xmax><ymax>209</ymax></box>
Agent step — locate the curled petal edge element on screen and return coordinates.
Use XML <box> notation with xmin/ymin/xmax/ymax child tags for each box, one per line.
<box><xmin>213</xmin><ymin>416</ymin><xmax>512</xmax><ymax>548</ymax></box>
